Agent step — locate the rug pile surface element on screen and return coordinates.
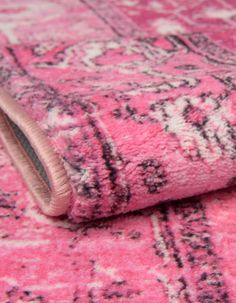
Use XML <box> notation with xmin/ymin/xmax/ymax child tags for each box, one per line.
<box><xmin>0</xmin><ymin>0</ymin><xmax>236</xmax><ymax>302</ymax></box>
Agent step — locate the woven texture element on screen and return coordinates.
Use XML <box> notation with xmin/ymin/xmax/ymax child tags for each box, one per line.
<box><xmin>1</xmin><ymin>0</ymin><xmax>236</xmax><ymax>222</ymax></box>
<box><xmin>1</xmin><ymin>147</ymin><xmax>236</xmax><ymax>302</ymax></box>
<box><xmin>0</xmin><ymin>0</ymin><xmax>236</xmax><ymax>302</ymax></box>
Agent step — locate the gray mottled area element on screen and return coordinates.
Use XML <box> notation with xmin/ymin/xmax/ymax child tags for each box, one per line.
<box><xmin>6</xmin><ymin>115</ymin><xmax>50</xmax><ymax>188</ymax></box>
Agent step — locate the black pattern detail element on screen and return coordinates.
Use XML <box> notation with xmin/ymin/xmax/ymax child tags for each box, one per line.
<box><xmin>0</xmin><ymin>66</ymin><xmax>11</xmax><ymax>84</ymax></box>
<box><xmin>88</xmin><ymin>117</ymin><xmax>131</xmax><ymax>213</ymax></box>
<box><xmin>184</xmin><ymin>32</ymin><xmax>236</xmax><ymax>66</ymax></box>
<box><xmin>139</xmin><ymin>159</ymin><xmax>167</xmax><ymax>193</ymax></box>
<box><xmin>174</xmin><ymin>199</ymin><xmax>230</xmax><ymax>303</ymax></box>
<box><xmin>5</xmin><ymin>286</ymin><xmax>45</xmax><ymax>302</ymax></box>
<box><xmin>102</xmin><ymin>280</ymin><xmax>141</xmax><ymax>300</ymax></box>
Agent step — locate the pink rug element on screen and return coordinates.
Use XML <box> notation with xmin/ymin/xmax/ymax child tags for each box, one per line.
<box><xmin>0</xmin><ymin>0</ymin><xmax>236</xmax><ymax>302</ymax></box>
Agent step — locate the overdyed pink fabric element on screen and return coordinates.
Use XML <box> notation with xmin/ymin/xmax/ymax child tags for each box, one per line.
<box><xmin>1</xmin><ymin>146</ymin><xmax>236</xmax><ymax>302</ymax></box>
<box><xmin>1</xmin><ymin>0</ymin><xmax>236</xmax><ymax>302</ymax></box>
<box><xmin>0</xmin><ymin>0</ymin><xmax>236</xmax><ymax>222</ymax></box>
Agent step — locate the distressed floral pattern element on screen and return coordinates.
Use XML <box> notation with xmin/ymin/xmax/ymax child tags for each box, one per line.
<box><xmin>0</xmin><ymin>1</ymin><xmax>236</xmax><ymax>222</ymax></box>
<box><xmin>0</xmin><ymin>0</ymin><xmax>236</xmax><ymax>301</ymax></box>
<box><xmin>0</xmin><ymin>146</ymin><xmax>236</xmax><ymax>302</ymax></box>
